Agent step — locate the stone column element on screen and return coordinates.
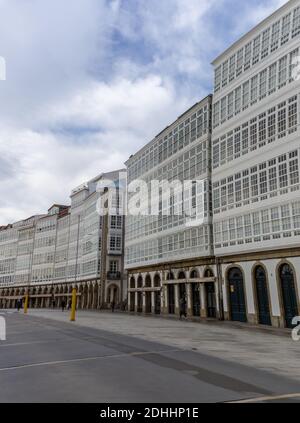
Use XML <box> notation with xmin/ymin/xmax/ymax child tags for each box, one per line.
<box><xmin>161</xmin><ymin>285</ymin><xmax>167</xmax><ymax>315</ymax></box>
<box><xmin>142</xmin><ymin>291</ymin><xmax>146</xmax><ymax>313</ymax></box>
<box><xmin>175</xmin><ymin>284</ymin><xmax>180</xmax><ymax>315</ymax></box>
<box><xmin>214</xmin><ymin>281</ymin><xmax>220</xmax><ymax>319</ymax></box>
<box><xmin>86</xmin><ymin>285</ymin><xmax>91</xmax><ymax>309</ymax></box>
<box><xmin>134</xmin><ymin>292</ymin><xmax>138</xmax><ymax>313</ymax></box>
<box><xmin>186</xmin><ymin>283</ymin><xmax>193</xmax><ymax>318</ymax></box>
<box><xmin>128</xmin><ymin>291</ymin><xmax>131</xmax><ymax>312</ymax></box>
<box><xmin>200</xmin><ymin>284</ymin><xmax>207</xmax><ymax>318</ymax></box>
<box><xmin>151</xmin><ymin>291</ymin><xmax>155</xmax><ymax>314</ymax></box>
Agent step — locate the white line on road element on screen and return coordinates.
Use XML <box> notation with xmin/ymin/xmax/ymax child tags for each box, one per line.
<box><xmin>0</xmin><ymin>349</ymin><xmax>183</xmax><ymax>372</ymax></box>
<box><xmin>0</xmin><ymin>340</ymin><xmax>55</xmax><ymax>348</ymax></box>
<box><xmin>229</xmin><ymin>393</ymin><xmax>300</xmax><ymax>403</ymax></box>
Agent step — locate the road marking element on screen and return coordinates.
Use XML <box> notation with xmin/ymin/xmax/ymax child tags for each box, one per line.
<box><xmin>0</xmin><ymin>340</ymin><xmax>55</xmax><ymax>348</ymax></box>
<box><xmin>0</xmin><ymin>349</ymin><xmax>182</xmax><ymax>372</ymax></box>
<box><xmin>229</xmin><ymin>393</ymin><xmax>300</xmax><ymax>403</ymax></box>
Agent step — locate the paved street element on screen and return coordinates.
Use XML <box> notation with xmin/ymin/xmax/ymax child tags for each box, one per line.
<box><xmin>0</xmin><ymin>310</ymin><xmax>300</xmax><ymax>403</ymax></box>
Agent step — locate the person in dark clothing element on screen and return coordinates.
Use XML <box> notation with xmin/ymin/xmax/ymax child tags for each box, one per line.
<box><xmin>68</xmin><ymin>299</ymin><xmax>72</xmax><ymax>310</ymax></box>
<box><xmin>179</xmin><ymin>297</ymin><xmax>187</xmax><ymax>320</ymax></box>
<box><xmin>111</xmin><ymin>301</ymin><xmax>115</xmax><ymax>313</ymax></box>
<box><xmin>17</xmin><ymin>299</ymin><xmax>22</xmax><ymax>312</ymax></box>
<box><xmin>61</xmin><ymin>299</ymin><xmax>66</xmax><ymax>312</ymax></box>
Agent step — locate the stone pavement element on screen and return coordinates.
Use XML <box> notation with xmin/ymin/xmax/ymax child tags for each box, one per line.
<box><xmin>28</xmin><ymin>309</ymin><xmax>300</xmax><ymax>382</ymax></box>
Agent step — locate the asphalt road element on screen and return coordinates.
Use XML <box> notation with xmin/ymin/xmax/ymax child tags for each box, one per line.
<box><xmin>0</xmin><ymin>310</ymin><xmax>300</xmax><ymax>403</ymax></box>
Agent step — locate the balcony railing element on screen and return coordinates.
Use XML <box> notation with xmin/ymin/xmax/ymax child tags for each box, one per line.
<box><xmin>107</xmin><ymin>271</ymin><xmax>121</xmax><ymax>280</ymax></box>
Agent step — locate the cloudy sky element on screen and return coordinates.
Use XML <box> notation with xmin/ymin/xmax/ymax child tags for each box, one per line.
<box><xmin>0</xmin><ymin>0</ymin><xmax>287</xmax><ymax>223</ymax></box>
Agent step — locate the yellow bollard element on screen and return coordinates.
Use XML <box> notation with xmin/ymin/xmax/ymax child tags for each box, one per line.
<box><xmin>70</xmin><ymin>288</ymin><xmax>77</xmax><ymax>322</ymax></box>
<box><xmin>24</xmin><ymin>293</ymin><xmax>29</xmax><ymax>314</ymax></box>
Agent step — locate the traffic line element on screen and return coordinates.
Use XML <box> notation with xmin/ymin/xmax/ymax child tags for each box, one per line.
<box><xmin>229</xmin><ymin>393</ymin><xmax>300</xmax><ymax>403</ymax></box>
<box><xmin>0</xmin><ymin>348</ymin><xmax>183</xmax><ymax>372</ymax></box>
<box><xmin>0</xmin><ymin>340</ymin><xmax>56</xmax><ymax>348</ymax></box>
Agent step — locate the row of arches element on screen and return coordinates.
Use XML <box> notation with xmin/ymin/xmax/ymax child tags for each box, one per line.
<box><xmin>0</xmin><ymin>281</ymin><xmax>121</xmax><ymax>311</ymax></box>
<box><xmin>129</xmin><ymin>274</ymin><xmax>162</xmax><ymax>314</ymax></box>
<box><xmin>227</xmin><ymin>263</ymin><xmax>299</xmax><ymax>328</ymax></box>
<box><xmin>129</xmin><ymin>268</ymin><xmax>214</xmax><ymax>289</ymax></box>
<box><xmin>128</xmin><ymin>268</ymin><xmax>217</xmax><ymax>319</ymax></box>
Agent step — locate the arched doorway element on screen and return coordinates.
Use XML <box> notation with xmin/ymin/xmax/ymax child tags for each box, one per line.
<box><xmin>154</xmin><ymin>274</ymin><xmax>161</xmax><ymax>315</ymax></box>
<box><xmin>178</xmin><ymin>272</ymin><xmax>186</xmax><ymax>300</ymax></box>
<box><xmin>145</xmin><ymin>275</ymin><xmax>152</xmax><ymax>314</ymax></box>
<box><xmin>31</xmin><ymin>288</ymin><xmax>36</xmax><ymax>309</ymax></box>
<box><xmin>137</xmin><ymin>276</ymin><xmax>143</xmax><ymax>313</ymax></box>
<box><xmin>178</xmin><ymin>272</ymin><xmax>186</xmax><ymax>317</ymax></box>
<box><xmin>279</xmin><ymin>264</ymin><xmax>299</xmax><ymax>328</ymax></box>
<box><xmin>167</xmin><ymin>272</ymin><xmax>175</xmax><ymax>314</ymax></box>
<box><xmin>205</xmin><ymin>269</ymin><xmax>217</xmax><ymax>318</ymax></box>
<box><xmin>254</xmin><ymin>266</ymin><xmax>271</xmax><ymax>326</ymax></box>
<box><xmin>228</xmin><ymin>267</ymin><xmax>247</xmax><ymax>323</ymax></box>
<box><xmin>190</xmin><ymin>270</ymin><xmax>200</xmax><ymax>317</ymax></box>
<box><xmin>107</xmin><ymin>285</ymin><xmax>118</xmax><ymax>307</ymax></box>
<box><xmin>129</xmin><ymin>277</ymin><xmax>135</xmax><ymax>312</ymax></box>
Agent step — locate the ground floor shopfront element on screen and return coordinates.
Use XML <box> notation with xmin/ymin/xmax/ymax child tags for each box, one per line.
<box><xmin>219</xmin><ymin>250</ymin><xmax>300</xmax><ymax>329</ymax></box>
<box><xmin>127</xmin><ymin>258</ymin><xmax>221</xmax><ymax>321</ymax></box>
<box><xmin>127</xmin><ymin>249</ymin><xmax>300</xmax><ymax>329</ymax></box>
<box><xmin>0</xmin><ymin>278</ymin><xmax>124</xmax><ymax>311</ymax></box>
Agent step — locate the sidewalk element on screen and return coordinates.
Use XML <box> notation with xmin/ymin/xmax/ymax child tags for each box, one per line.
<box><xmin>27</xmin><ymin>309</ymin><xmax>300</xmax><ymax>382</ymax></box>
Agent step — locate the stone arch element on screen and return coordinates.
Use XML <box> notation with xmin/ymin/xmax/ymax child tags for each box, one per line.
<box><xmin>226</xmin><ymin>265</ymin><xmax>247</xmax><ymax>323</ymax></box>
<box><xmin>83</xmin><ymin>283</ymin><xmax>89</xmax><ymax>309</ymax></box>
<box><xmin>136</xmin><ymin>276</ymin><xmax>143</xmax><ymax>313</ymax></box>
<box><xmin>92</xmin><ymin>283</ymin><xmax>99</xmax><ymax>309</ymax></box>
<box><xmin>107</xmin><ymin>284</ymin><xmax>119</xmax><ymax>305</ymax></box>
<box><xmin>166</xmin><ymin>272</ymin><xmax>174</xmax><ymax>281</ymax></box>
<box><xmin>130</xmin><ymin>276</ymin><xmax>136</xmax><ymax>289</ymax></box>
<box><xmin>78</xmin><ymin>284</ymin><xmax>84</xmax><ymax>309</ymax></box>
<box><xmin>137</xmin><ymin>275</ymin><xmax>143</xmax><ymax>288</ymax></box>
<box><xmin>36</xmin><ymin>286</ymin><xmax>42</xmax><ymax>308</ymax></box>
<box><xmin>54</xmin><ymin>285</ymin><xmax>60</xmax><ymax>308</ymax></box>
<box><xmin>251</xmin><ymin>262</ymin><xmax>272</xmax><ymax>326</ymax></box>
<box><xmin>190</xmin><ymin>269</ymin><xmax>199</xmax><ymax>279</ymax></box>
<box><xmin>153</xmin><ymin>274</ymin><xmax>161</xmax><ymax>287</ymax></box>
<box><xmin>276</xmin><ymin>260</ymin><xmax>300</xmax><ymax>328</ymax></box>
<box><xmin>204</xmin><ymin>267</ymin><xmax>215</xmax><ymax>278</ymax></box>
<box><xmin>153</xmin><ymin>274</ymin><xmax>161</xmax><ymax>315</ymax></box>
<box><xmin>145</xmin><ymin>274</ymin><xmax>152</xmax><ymax>288</ymax></box>
<box><xmin>177</xmin><ymin>271</ymin><xmax>186</xmax><ymax>280</ymax></box>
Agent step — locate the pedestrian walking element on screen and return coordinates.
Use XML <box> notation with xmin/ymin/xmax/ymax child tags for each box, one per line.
<box><xmin>111</xmin><ymin>300</ymin><xmax>115</xmax><ymax>313</ymax></box>
<box><xmin>179</xmin><ymin>297</ymin><xmax>187</xmax><ymax>320</ymax></box>
<box><xmin>61</xmin><ymin>299</ymin><xmax>66</xmax><ymax>312</ymax></box>
<box><xmin>17</xmin><ymin>299</ymin><xmax>22</xmax><ymax>312</ymax></box>
<box><xmin>68</xmin><ymin>299</ymin><xmax>72</xmax><ymax>310</ymax></box>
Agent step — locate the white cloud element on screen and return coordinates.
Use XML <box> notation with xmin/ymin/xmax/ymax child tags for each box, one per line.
<box><xmin>0</xmin><ymin>75</ymin><xmax>188</xmax><ymax>222</ymax></box>
<box><xmin>229</xmin><ymin>0</ymin><xmax>288</xmax><ymax>38</ymax></box>
<box><xmin>0</xmin><ymin>0</ymin><xmax>289</xmax><ymax>223</ymax></box>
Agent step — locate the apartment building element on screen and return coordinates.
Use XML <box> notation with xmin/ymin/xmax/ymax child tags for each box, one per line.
<box><xmin>125</xmin><ymin>96</ymin><xmax>221</xmax><ymax>320</ymax></box>
<box><xmin>0</xmin><ymin>170</ymin><xmax>127</xmax><ymax>310</ymax></box>
<box><xmin>211</xmin><ymin>0</ymin><xmax>300</xmax><ymax>328</ymax></box>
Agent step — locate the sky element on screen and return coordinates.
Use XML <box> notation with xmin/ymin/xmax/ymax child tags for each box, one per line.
<box><xmin>0</xmin><ymin>0</ymin><xmax>287</xmax><ymax>223</ymax></box>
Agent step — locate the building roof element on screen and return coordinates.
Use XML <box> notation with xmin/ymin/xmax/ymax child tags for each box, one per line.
<box><xmin>125</xmin><ymin>94</ymin><xmax>212</xmax><ymax>165</ymax></box>
<box><xmin>48</xmin><ymin>204</ymin><xmax>69</xmax><ymax>212</ymax></box>
<box><xmin>212</xmin><ymin>0</ymin><xmax>295</xmax><ymax>66</ymax></box>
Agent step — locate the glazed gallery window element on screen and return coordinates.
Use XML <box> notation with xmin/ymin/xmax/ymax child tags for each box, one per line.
<box><xmin>211</xmin><ymin>95</ymin><xmax>298</xmax><ymax>169</ymax></box>
<box><xmin>213</xmin><ymin>150</ymin><xmax>299</xmax><ymax>213</ymax></box>
<box><xmin>109</xmin><ymin>261</ymin><xmax>118</xmax><ymax>273</ymax></box>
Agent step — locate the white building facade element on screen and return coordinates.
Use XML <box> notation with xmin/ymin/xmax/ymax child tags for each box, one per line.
<box><xmin>212</xmin><ymin>0</ymin><xmax>300</xmax><ymax>328</ymax></box>
<box><xmin>0</xmin><ymin>171</ymin><xmax>127</xmax><ymax>310</ymax></box>
<box><xmin>125</xmin><ymin>96</ymin><xmax>221</xmax><ymax>320</ymax></box>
